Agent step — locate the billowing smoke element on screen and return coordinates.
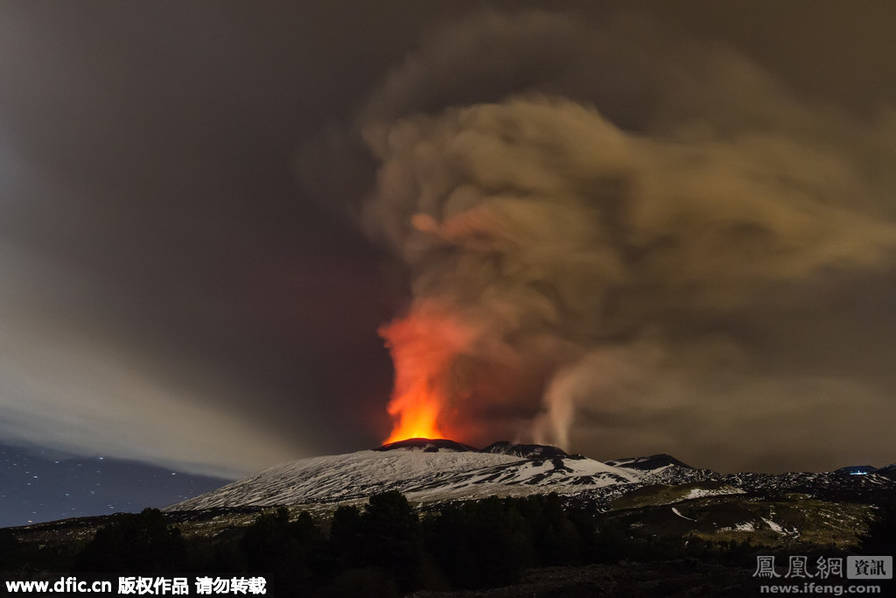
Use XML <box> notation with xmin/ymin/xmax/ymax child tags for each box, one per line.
<box><xmin>301</xmin><ymin>10</ymin><xmax>896</xmax><ymax>467</ymax></box>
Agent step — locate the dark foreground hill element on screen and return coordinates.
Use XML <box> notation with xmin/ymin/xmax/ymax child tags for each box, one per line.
<box><xmin>3</xmin><ymin>489</ymin><xmax>894</xmax><ymax>597</ymax></box>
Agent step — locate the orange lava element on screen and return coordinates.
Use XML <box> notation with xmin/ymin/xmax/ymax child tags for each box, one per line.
<box><xmin>384</xmin><ymin>383</ymin><xmax>445</xmax><ymax>443</ymax></box>
<box><xmin>380</xmin><ymin>304</ymin><xmax>474</xmax><ymax>444</ymax></box>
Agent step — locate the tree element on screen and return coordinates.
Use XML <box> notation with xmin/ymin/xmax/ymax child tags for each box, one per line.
<box><xmin>423</xmin><ymin>497</ymin><xmax>535</xmax><ymax>588</ymax></box>
<box><xmin>76</xmin><ymin>508</ymin><xmax>186</xmax><ymax>573</ymax></box>
<box><xmin>861</xmin><ymin>500</ymin><xmax>896</xmax><ymax>553</ymax></box>
<box><xmin>360</xmin><ymin>491</ymin><xmax>423</xmax><ymax>591</ymax></box>
<box><xmin>330</xmin><ymin>504</ymin><xmax>363</xmax><ymax>568</ymax></box>
<box><xmin>241</xmin><ymin>507</ymin><xmax>325</xmax><ymax>594</ymax></box>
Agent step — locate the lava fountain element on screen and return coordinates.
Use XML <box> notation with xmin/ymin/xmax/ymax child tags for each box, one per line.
<box><xmin>380</xmin><ymin>303</ymin><xmax>475</xmax><ymax>443</ymax></box>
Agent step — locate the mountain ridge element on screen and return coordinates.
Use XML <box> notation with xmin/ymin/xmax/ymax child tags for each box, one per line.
<box><xmin>166</xmin><ymin>438</ymin><xmax>895</xmax><ymax>514</ymax></box>
<box><xmin>168</xmin><ymin>439</ymin><xmax>644</xmax><ymax>510</ymax></box>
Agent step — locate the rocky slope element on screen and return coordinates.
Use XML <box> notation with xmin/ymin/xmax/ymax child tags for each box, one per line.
<box><xmin>167</xmin><ymin>438</ymin><xmax>894</xmax><ymax>515</ymax></box>
<box><xmin>169</xmin><ymin>438</ymin><xmax>645</xmax><ymax>509</ymax></box>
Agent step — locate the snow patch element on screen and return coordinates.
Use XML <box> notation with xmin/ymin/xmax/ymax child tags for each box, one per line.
<box><xmin>761</xmin><ymin>517</ymin><xmax>799</xmax><ymax>537</ymax></box>
<box><xmin>762</xmin><ymin>517</ymin><xmax>784</xmax><ymax>533</ymax></box>
<box><xmin>682</xmin><ymin>486</ymin><xmax>745</xmax><ymax>500</ymax></box>
<box><xmin>719</xmin><ymin>521</ymin><xmax>755</xmax><ymax>532</ymax></box>
<box><xmin>671</xmin><ymin>507</ymin><xmax>696</xmax><ymax>521</ymax></box>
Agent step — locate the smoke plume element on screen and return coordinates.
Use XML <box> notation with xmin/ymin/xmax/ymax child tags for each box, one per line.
<box><xmin>302</xmin><ymin>10</ymin><xmax>896</xmax><ymax>466</ymax></box>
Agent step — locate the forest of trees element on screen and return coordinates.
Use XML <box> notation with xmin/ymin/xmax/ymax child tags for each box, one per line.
<box><xmin>1</xmin><ymin>492</ymin><xmax>892</xmax><ymax>597</ymax></box>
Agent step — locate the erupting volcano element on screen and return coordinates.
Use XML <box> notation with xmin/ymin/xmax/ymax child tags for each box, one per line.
<box><xmin>380</xmin><ymin>303</ymin><xmax>476</xmax><ymax>443</ymax></box>
<box><xmin>384</xmin><ymin>384</ymin><xmax>444</xmax><ymax>443</ymax></box>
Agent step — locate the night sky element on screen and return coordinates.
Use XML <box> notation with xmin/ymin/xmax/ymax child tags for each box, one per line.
<box><xmin>0</xmin><ymin>442</ymin><xmax>227</xmax><ymax>527</ymax></box>
<box><xmin>1</xmin><ymin>0</ymin><xmax>895</xmax><ymax>492</ymax></box>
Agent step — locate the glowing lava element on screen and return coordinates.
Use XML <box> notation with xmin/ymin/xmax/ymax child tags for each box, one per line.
<box><xmin>384</xmin><ymin>382</ymin><xmax>445</xmax><ymax>443</ymax></box>
<box><xmin>380</xmin><ymin>303</ymin><xmax>475</xmax><ymax>443</ymax></box>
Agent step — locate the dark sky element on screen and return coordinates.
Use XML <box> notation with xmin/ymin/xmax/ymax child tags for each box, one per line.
<box><xmin>1</xmin><ymin>1</ymin><xmax>894</xmax><ymax>476</ymax></box>
<box><xmin>0</xmin><ymin>442</ymin><xmax>227</xmax><ymax>527</ymax></box>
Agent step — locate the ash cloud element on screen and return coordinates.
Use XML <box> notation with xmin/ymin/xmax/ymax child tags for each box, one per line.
<box><xmin>3</xmin><ymin>3</ymin><xmax>894</xmax><ymax>475</ymax></box>
<box><xmin>304</xmin><ymin>10</ymin><xmax>896</xmax><ymax>470</ymax></box>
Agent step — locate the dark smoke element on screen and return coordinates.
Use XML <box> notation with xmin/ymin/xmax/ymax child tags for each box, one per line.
<box><xmin>302</xmin><ymin>10</ymin><xmax>896</xmax><ymax>469</ymax></box>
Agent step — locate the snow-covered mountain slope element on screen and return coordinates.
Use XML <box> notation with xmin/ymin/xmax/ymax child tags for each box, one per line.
<box><xmin>605</xmin><ymin>454</ymin><xmax>692</xmax><ymax>470</ymax></box>
<box><xmin>167</xmin><ymin>438</ymin><xmax>896</xmax><ymax>513</ymax></box>
<box><xmin>169</xmin><ymin>439</ymin><xmax>645</xmax><ymax>510</ymax></box>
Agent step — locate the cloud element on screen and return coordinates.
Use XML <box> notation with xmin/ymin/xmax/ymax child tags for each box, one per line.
<box><xmin>0</xmin><ymin>247</ymin><xmax>296</xmax><ymax>477</ymax></box>
<box><xmin>303</xmin><ymin>10</ymin><xmax>896</xmax><ymax>470</ymax></box>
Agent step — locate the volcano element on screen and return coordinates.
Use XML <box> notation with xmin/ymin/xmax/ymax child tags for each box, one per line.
<box><xmin>167</xmin><ymin>439</ymin><xmax>895</xmax><ymax>515</ymax></box>
<box><xmin>168</xmin><ymin>438</ymin><xmax>684</xmax><ymax>510</ymax></box>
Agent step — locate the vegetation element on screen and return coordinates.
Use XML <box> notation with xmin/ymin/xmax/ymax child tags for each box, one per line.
<box><xmin>74</xmin><ymin>508</ymin><xmax>187</xmax><ymax>573</ymax></box>
<box><xmin>860</xmin><ymin>499</ymin><xmax>896</xmax><ymax>554</ymax></box>
<box><xmin>2</xmin><ymin>493</ymin><xmax>804</xmax><ymax>596</ymax></box>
